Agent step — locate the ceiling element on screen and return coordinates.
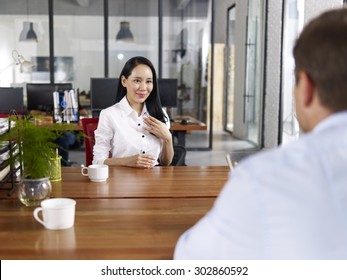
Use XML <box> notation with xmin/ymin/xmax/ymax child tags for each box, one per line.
<box><xmin>0</xmin><ymin>0</ymin><xmax>209</xmax><ymax>17</ymax></box>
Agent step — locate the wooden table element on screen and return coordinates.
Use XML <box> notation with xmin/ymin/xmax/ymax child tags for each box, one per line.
<box><xmin>0</xmin><ymin>198</ymin><xmax>215</xmax><ymax>260</ymax></box>
<box><xmin>53</xmin><ymin>166</ymin><xmax>227</xmax><ymax>199</ymax></box>
<box><xmin>0</xmin><ymin>166</ymin><xmax>229</xmax><ymax>260</ymax></box>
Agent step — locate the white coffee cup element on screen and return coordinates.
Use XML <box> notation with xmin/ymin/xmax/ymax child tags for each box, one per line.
<box><xmin>33</xmin><ymin>198</ymin><xmax>76</xmax><ymax>230</ymax></box>
<box><xmin>81</xmin><ymin>164</ymin><xmax>109</xmax><ymax>182</ymax></box>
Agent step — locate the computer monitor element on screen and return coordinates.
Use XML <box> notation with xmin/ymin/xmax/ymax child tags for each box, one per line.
<box><xmin>0</xmin><ymin>87</ymin><xmax>25</xmax><ymax>114</ymax></box>
<box><xmin>89</xmin><ymin>78</ymin><xmax>178</xmax><ymax>116</ymax></box>
<box><xmin>158</xmin><ymin>78</ymin><xmax>178</xmax><ymax>108</ymax></box>
<box><xmin>26</xmin><ymin>83</ymin><xmax>73</xmax><ymax>112</ymax></box>
<box><xmin>90</xmin><ymin>78</ymin><xmax>118</xmax><ymax>116</ymax></box>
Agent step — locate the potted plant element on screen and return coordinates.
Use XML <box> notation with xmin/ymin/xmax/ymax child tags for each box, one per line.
<box><xmin>0</xmin><ymin>115</ymin><xmax>72</xmax><ymax>206</ymax></box>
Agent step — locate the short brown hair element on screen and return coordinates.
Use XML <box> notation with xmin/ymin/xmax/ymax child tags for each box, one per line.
<box><xmin>293</xmin><ymin>8</ymin><xmax>347</xmax><ymax>112</ymax></box>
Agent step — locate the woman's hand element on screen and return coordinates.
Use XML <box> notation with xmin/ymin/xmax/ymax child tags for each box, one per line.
<box><xmin>129</xmin><ymin>153</ymin><xmax>157</xmax><ymax>168</ymax></box>
<box><xmin>104</xmin><ymin>153</ymin><xmax>156</xmax><ymax>168</ymax></box>
<box><xmin>143</xmin><ymin>115</ymin><xmax>174</xmax><ymax>166</ymax></box>
<box><xmin>143</xmin><ymin>115</ymin><xmax>171</xmax><ymax>141</ymax></box>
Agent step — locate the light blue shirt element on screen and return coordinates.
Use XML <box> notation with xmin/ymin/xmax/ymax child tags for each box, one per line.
<box><xmin>93</xmin><ymin>97</ymin><xmax>170</xmax><ymax>165</ymax></box>
<box><xmin>174</xmin><ymin>112</ymin><xmax>347</xmax><ymax>259</ymax></box>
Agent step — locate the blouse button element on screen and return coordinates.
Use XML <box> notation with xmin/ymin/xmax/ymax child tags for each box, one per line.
<box><xmin>142</xmin><ymin>151</ymin><xmax>145</xmax><ymax>154</ymax></box>
<box><xmin>142</xmin><ymin>135</ymin><xmax>145</xmax><ymax>138</ymax></box>
<box><xmin>138</xmin><ymin>123</ymin><xmax>141</xmax><ymax>126</ymax></box>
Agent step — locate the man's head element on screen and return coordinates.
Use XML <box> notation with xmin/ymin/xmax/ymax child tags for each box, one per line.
<box><xmin>293</xmin><ymin>8</ymin><xmax>347</xmax><ymax>132</ymax></box>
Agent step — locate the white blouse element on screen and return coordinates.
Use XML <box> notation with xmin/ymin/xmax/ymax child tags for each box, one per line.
<box><xmin>92</xmin><ymin>97</ymin><xmax>170</xmax><ymax>165</ymax></box>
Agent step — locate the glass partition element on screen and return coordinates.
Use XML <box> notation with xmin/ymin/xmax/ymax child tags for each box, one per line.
<box><xmin>0</xmin><ymin>0</ymin><xmax>214</xmax><ymax>150</ymax></box>
<box><xmin>243</xmin><ymin>0</ymin><xmax>265</xmax><ymax>146</ymax></box>
<box><xmin>108</xmin><ymin>0</ymin><xmax>159</xmax><ymax>78</ymax></box>
<box><xmin>280</xmin><ymin>0</ymin><xmax>304</xmax><ymax>145</ymax></box>
<box><xmin>0</xmin><ymin>0</ymin><xmax>49</xmax><ymax>88</ymax></box>
<box><xmin>224</xmin><ymin>5</ymin><xmax>236</xmax><ymax>133</ymax></box>
<box><xmin>53</xmin><ymin>0</ymin><xmax>104</xmax><ymax>99</ymax></box>
<box><xmin>162</xmin><ymin>0</ymin><xmax>212</xmax><ymax>149</ymax></box>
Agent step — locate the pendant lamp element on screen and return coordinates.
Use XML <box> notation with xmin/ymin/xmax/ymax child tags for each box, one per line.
<box><xmin>19</xmin><ymin>0</ymin><xmax>38</xmax><ymax>42</ymax></box>
<box><xmin>116</xmin><ymin>0</ymin><xmax>134</xmax><ymax>42</ymax></box>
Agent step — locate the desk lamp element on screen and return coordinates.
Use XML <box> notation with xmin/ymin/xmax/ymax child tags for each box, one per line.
<box><xmin>0</xmin><ymin>50</ymin><xmax>34</xmax><ymax>75</ymax></box>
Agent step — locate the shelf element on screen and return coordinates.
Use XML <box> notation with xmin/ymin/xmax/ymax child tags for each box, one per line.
<box><xmin>0</xmin><ymin>117</ymin><xmax>22</xmax><ymax>196</ymax></box>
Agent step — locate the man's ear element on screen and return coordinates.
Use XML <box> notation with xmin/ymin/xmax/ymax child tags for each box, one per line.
<box><xmin>299</xmin><ymin>71</ymin><xmax>315</xmax><ymax>107</ymax></box>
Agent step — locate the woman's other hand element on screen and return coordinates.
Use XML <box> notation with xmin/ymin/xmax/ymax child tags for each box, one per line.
<box><xmin>104</xmin><ymin>153</ymin><xmax>157</xmax><ymax>168</ymax></box>
<box><xmin>143</xmin><ymin>115</ymin><xmax>171</xmax><ymax>142</ymax></box>
<box><xmin>129</xmin><ymin>153</ymin><xmax>157</xmax><ymax>168</ymax></box>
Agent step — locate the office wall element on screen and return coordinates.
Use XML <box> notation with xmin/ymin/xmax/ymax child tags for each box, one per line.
<box><xmin>304</xmin><ymin>0</ymin><xmax>343</xmax><ymax>24</ymax></box>
<box><xmin>262</xmin><ymin>0</ymin><xmax>284</xmax><ymax>148</ymax></box>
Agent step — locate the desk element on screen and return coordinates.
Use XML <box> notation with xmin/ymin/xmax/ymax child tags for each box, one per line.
<box><xmin>171</xmin><ymin>118</ymin><xmax>207</xmax><ymax>146</ymax></box>
<box><xmin>34</xmin><ymin>117</ymin><xmax>83</xmax><ymax>131</ymax></box>
<box><xmin>35</xmin><ymin>116</ymin><xmax>207</xmax><ymax>146</ymax></box>
<box><xmin>0</xmin><ymin>166</ymin><xmax>229</xmax><ymax>259</ymax></box>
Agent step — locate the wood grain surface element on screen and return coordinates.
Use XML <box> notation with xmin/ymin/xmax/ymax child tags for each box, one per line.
<box><xmin>0</xmin><ymin>197</ymin><xmax>215</xmax><ymax>260</ymax></box>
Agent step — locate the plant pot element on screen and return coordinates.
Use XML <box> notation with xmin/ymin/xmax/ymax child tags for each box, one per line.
<box><xmin>49</xmin><ymin>155</ymin><xmax>62</xmax><ymax>182</ymax></box>
<box><xmin>18</xmin><ymin>177</ymin><xmax>52</xmax><ymax>207</ymax></box>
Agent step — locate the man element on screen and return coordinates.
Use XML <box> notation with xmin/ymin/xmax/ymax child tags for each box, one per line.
<box><xmin>174</xmin><ymin>8</ymin><xmax>347</xmax><ymax>259</ymax></box>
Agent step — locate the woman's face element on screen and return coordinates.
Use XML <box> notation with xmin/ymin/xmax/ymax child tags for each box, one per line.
<box><xmin>121</xmin><ymin>64</ymin><xmax>153</xmax><ymax>108</ymax></box>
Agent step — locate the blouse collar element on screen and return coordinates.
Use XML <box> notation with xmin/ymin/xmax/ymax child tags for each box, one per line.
<box><xmin>119</xmin><ymin>96</ymin><xmax>148</xmax><ymax>117</ymax></box>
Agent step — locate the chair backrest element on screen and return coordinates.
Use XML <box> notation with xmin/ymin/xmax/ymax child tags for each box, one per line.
<box><xmin>171</xmin><ymin>145</ymin><xmax>187</xmax><ymax>166</ymax></box>
<box><xmin>81</xmin><ymin>118</ymin><xmax>99</xmax><ymax>166</ymax></box>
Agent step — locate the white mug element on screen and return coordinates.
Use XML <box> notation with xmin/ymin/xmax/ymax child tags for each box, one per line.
<box><xmin>33</xmin><ymin>198</ymin><xmax>76</xmax><ymax>230</ymax></box>
<box><xmin>81</xmin><ymin>164</ymin><xmax>109</xmax><ymax>182</ymax></box>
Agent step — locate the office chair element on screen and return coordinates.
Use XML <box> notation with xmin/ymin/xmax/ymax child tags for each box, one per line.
<box><xmin>171</xmin><ymin>145</ymin><xmax>187</xmax><ymax>166</ymax></box>
<box><xmin>81</xmin><ymin>118</ymin><xmax>99</xmax><ymax>166</ymax></box>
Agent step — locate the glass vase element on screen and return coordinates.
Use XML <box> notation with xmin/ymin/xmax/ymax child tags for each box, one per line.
<box><xmin>18</xmin><ymin>177</ymin><xmax>52</xmax><ymax>207</ymax></box>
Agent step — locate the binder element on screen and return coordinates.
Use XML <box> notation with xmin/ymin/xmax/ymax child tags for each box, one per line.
<box><xmin>53</xmin><ymin>89</ymin><xmax>79</xmax><ymax>123</ymax></box>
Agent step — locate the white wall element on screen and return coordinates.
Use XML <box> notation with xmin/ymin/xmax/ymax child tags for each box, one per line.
<box><xmin>231</xmin><ymin>0</ymin><xmax>248</xmax><ymax>139</ymax></box>
<box><xmin>304</xmin><ymin>0</ymin><xmax>343</xmax><ymax>24</ymax></box>
<box><xmin>262</xmin><ymin>0</ymin><xmax>284</xmax><ymax>148</ymax></box>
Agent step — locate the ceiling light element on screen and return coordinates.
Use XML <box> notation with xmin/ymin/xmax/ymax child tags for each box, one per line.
<box><xmin>19</xmin><ymin>21</ymin><xmax>38</xmax><ymax>42</ymax></box>
<box><xmin>116</xmin><ymin>0</ymin><xmax>134</xmax><ymax>42</ymax></box>
<box><xmin>19</xmin><ymin>0</ymin><xmax>38</xmax><ymax>42</ymax></box>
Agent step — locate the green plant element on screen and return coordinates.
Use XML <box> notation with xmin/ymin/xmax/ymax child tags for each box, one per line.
<box><xmin>0</xmin><ymin>115</ymin><xmax>72</xmax><ymax>179</ymax></box>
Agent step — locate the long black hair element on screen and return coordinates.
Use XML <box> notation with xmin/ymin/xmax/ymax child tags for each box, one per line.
<box><xmin>115</xmin><ymin>56</ymin><xmax>167</xmax><ymax>123</ymax></box>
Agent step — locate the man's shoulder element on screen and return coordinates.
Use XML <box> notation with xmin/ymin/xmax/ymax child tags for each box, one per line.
<box><xmin>238</xmin><ymin>137</ymin><xmax>318</xmax><ymax>175</ymax></box>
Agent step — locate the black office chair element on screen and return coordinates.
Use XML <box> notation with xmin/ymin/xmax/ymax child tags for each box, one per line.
<box><xmin>171</xmin><ymin>145</ymin><xmax>187</xmax><ymax>166</ymax></box>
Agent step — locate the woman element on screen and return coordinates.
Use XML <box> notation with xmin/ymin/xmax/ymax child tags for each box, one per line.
<box><xmin>93</xmin><ymin>56</ymin><xmax>174</xmax><ymax>168</ymax></box>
